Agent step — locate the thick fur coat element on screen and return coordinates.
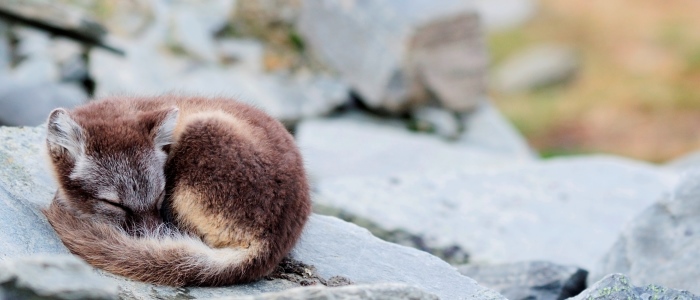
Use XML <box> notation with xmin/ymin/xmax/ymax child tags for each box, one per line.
<box><xmin>43</xmin><ymin>95</ymin><xmax>311</xmax><ymax>286</ymax></box>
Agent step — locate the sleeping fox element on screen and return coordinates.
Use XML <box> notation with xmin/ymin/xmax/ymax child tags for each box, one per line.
<box><xmin>43</xmin><ymin>95</ymin><xmax>311</xmax><ymax>286</ymax></box>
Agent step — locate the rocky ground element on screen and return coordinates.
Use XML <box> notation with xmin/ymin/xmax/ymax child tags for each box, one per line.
<box><xmin>0</xmin><ymin>0</ymin><xmax>699</xmax><ymax>299</ymax></box>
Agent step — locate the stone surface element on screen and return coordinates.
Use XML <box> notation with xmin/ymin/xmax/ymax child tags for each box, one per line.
<box><xmin>411</xmin><ymin>106</ymin><xmax>462</xmax><ymax>139</ymax></box>
<box><xmin>591</xmin><ymin>170</ymin><xmax>700</xmax><ymax>293</ymax></box>
<box><xmin>665</xmin><ymin>151</ymin><xmax>700</xmax><ymax>173</ymax></box>
<box><xmin>170</xmin><ymin>68</ymin><xmax>349</xmax><ymax>124</ymax></box>
<box><xmin>571</xmin><ymin>274</ymin><xmax>699</xmax><ymax>300</ymax></box>
<box><xmin>89</xmin><ymin>39</ymin><xmax>190</xmax><ymax>96</ymax></box>
<box><xmin>219</xmin><ymin>283</ymin><xmax>439</xmax><ymax>300</ymax></box>
<box><xmin>296</xmin><ymin>114</ymin><xmax>533</xmax><ymax>179</ymax></box>
<box><xmin>218</xmin><ymin>38</ymin><xmax>265</xmax><ymax>73</ymax></box>
<box><xmin>473</xmin><ymin>0</ymin><xmax>538</xmax><ymax>32</ymax></box>
<box><xmin>459</xmin><ymin>261</ymin><xmax>587</xmax><ymax>300</ymax></box>
<box><xmin>171</xmin><ymin>7</ymin><xmax>220</xmax><ymax>62</ymax></box>
<box><xmin>313</xmin><ymin>156</ymin><xmax>677</xmax><ymax>269</ymax></box>
<box><xmin>0</xmin><ymin>255</ymin><xmax>119</xmax><ymax>300</ymax></box>
<box><xmin>235</xmin><ymin>0</ymin><xmax>301</xmax><ymax>26</ymax></box>
<box><xmin>460</xmin><ymin>101</ymin><xmax>536</xmax><ymax>160</ymax></box>
<box><xmin>494</xmin><ymin>44</ymin><xmax>579</xmax><ymax>94</ymax></box>
<box><xmin>0</xmin><ymin>2</ymin><xmax>120</xmax><ymax>54</ymax></box>
<box><xmin>296</xmin><ymin>113</ymin><xmax>533</xmax><ymax>180</ymax></box>
<box><xmin>298</xmin><ymin>0</ymin><xmax>487</xmax><ymax>114</ymax></box>
<box><xmin>0</xmin><ymin>126</ymin><xmax>502</xmax><ymax>300</ymax></box>
<box><xmin>91</xmin><ymin>41</ymin><xmax>347</xmax><ymax>125</ymax></box>
<box><xmin>0</xmin><ymin>82</ymin><xmax>87</xmax><ymax>126</ymax></box>
<box><xmin>0</xmin><ymin>21</ymin><xmax>10</xmax><ymax>72</ymax></box>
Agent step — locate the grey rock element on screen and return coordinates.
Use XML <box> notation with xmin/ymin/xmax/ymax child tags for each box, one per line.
<box><xmin>171</xmin><ymin>7</ymin><xmax>220</xmax><ymax>62</ymax></box>
<box><xmin>98</xmin><ymin>1</ymin><xmax>155</xmax><ymax>38</ymax></box>
<box><xmin>494</xmin><ymin>44</ymin><xmax>579</xmax><ymax>93</ymax></box>
<box><xmin>171</xmin><ymin>0</ymin><xmax>236</xmax><ymax>35</ymax></box>
<box><xmin>473</xmin><ymin>0</ymin><xmax>538</xmax><ymax>32</ymax></box>
<box><xmin>91</xmin><ymin>40</ymin><xmax>346</xmax><ymax>124</ymax></box>
<box><xmin>0</xmin><ymin>82</ymin><xmax>87</xmax><ymax>126</ymax></box>
<box><xmin>665</xmin><ymin>151</ymin><xmax>700</xmax><ymax>173</ymax></box>
<box><xmin>12</xmin><ymin>55</ymin><xmax>59</xmax><ymax>84</ymax></box>
<box><xmin>235</xmin><ymin>0</ymin><xmax>302</xmax><ymax>26</ymax></box>
<box><xmin>0</xmin><ymin>126</ymin><xmax>502</xmax><ymax>300</ymax></box>
<box><xmin>14</xmin><ymin>27</ymin><xmax>52</xmax><ymax>58</ymax></box>
<box><xmin>218</xmin><ymin>38</ymin><xmax>265</xmax><ymax>73</ymax></box>
<box><xmin>570</xmin><ymin>274</ymin><xmax>699</xmax><ymax>300</ymax></box>
<box><xmin>591</xmin><ymin>170</ymin><xmax>700</xmax><ymax>293</ymax></box>
<box><xmin>313</xmin><ymin>156</ymin><xmax>676</xmax><ymax>269</ymax></box>
<box><xmin>0</xmin><ymin>2</ymin><xmax>118</xmax><ymax>54</ymax></box>
<box><xmin>291</xmin><ymin>216</ymin><xmax>504</xmax><ymax>300</ymax></box>
<box><xmin>165</xmin><ymin>0</ymin><xmax>236</xmax><ymax>62</ymax></box>
<box><xmin>411</xmin><ymin>106</ymin><xmax>462</xmax><ymax>139</ymax></box>
<box><xmin>296</xmin><ymin>113</ymin><xmax>532</xmax><ymax>180</ymax></box>
<box><xmin>219</xmin><ymin>283</ymin><xmax>439</xmax><ymax>300</ymax></box>
<box><xmin>50</xmin><ymin>37</ymin><xmax>83</xmax><ymax>66</ymax></box>
<box><xmin>171</xmin><ymin>68</ymin><xmax>349</xmax><ymax>124</ymax></box>
<box><xmin>0</xmin><ymin>255</ymin><xmax>119</xmax><ymax>300</ymax></box>
<box><xmin>298</xmin><ymin>0</ymin><xmax>487</xmax><ymax>114</ymax></box>
<box><xmin>50</xmin><ymin>38</ymin><xmax>88</xmax><ymax>82</ymax></box>
<box><xmin>90</xmin><ymin>40</ymin><xmax>190</xmax><ymax>96</ymax></box>
<box><xmin>459</xmin><ymin>261</ymin><xmax>587</xmax><ymax>300</ymax></box>
<box><xmin>0</xmin><ymin>127</ymin><xmax>64</xmax><ymax>259</ymax></box>
<box><xmin>0</xmin><ymin>21</ymin><xmax>9</xmax><ymax>72</ymax></box>
<box><xmin>11</xmin><ymin>29</ymin><xmax>59</xmax><ymax>84</ymax></box>
<box><xmin>459</xmin><ymin>101</ymin><xmax>536</xmax><ymax>160</ymax></box>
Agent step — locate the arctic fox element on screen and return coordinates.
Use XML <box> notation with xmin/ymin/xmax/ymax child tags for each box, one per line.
<box><xmin>43</xmin><ymin>95</ymin><xmax>311</xmax><ymax>286</ymax></box>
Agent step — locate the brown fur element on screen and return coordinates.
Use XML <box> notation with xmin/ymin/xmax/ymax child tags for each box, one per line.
<box><xmin>42</xmin><ymin>95</ymin><xmax>311</xmax><ymax>287</ymax></box>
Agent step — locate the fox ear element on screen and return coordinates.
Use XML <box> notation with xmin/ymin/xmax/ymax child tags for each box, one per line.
<box><xmin>153</xmin><ymin>107</ymin><xmax>179</xmax><ymax>150</ymax></box>
<box><xmin>47</xmin><ymin>108</ymin><xmax>85</xmax><ymax>160</ymax></box>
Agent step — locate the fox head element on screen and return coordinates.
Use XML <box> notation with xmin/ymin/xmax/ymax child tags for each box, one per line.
<box><xmin>46</xmin><ymin>106</ymin><xmax>179</xmax><ymax>233</ymax></box>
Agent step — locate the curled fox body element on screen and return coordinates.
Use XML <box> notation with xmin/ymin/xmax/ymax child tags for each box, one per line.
<box><xmin>43</xmin><ymin>95</ymin><xmax>311</xmax><ymax>286</ymax></box>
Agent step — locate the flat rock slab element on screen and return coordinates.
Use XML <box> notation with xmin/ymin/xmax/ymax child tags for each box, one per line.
<box><xmin>0</xmin><ymin>255</ymin><xmax>118</xmax><ymax>300</ymax></box>
<box><xmin>459</xmin><ymin>261</ymin><xmax>587</xmax><ymax>300</ymax></box>
<box><xmin>0</xmin><ymin>3</ymin><xmax>121</xmax><ymax>54</ymax></box>
<box><xmin>314</xmin><ymin>156</ymin><xmax>677</xmax><ymax>269</ymax></box>
<box><xmin>592</xmin><ymin>171</ymin><xmax>700</xmax><ymax>293</ymax></box>
<box><xmin>570</xmin><ymin>274</ymin><xmax>699</xmax><ymax>300</ymax></box>
<box><xmin>296</xmin><ymin>113</ymin><xmax>533</xmax><ymax>180</ymax></box>
<box><xmin>298</xmin><ymin>0</ymin><xmax>486</xmax><ymax>113</ymax></box>
<box><xmin>219</xmin><ymin>283</ymin><xmax>439</xmax><ymax>300</ymax></box>
<box><xmin>0</xmin><ymin>126</ymin><xmax>503</xmax><ymax>300</ymax></box>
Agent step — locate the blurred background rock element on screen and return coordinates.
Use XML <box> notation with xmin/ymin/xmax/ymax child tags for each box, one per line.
<box><xmin>0</xmin><ymin>0</ymin><xmax>698</xmax><ymax>163</ymax></box>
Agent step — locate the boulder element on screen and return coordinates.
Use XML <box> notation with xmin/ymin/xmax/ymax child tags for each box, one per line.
<box><xmin>459</xmin><ymin>261</ymin><xmax>587</xmax><ymax>300</ymax></box>
<box><xmin>410</xmin><ymin>106</ymin><xmax>463</xmax><ymax>139</ymax></box>
<box><xmin>296</xmin><ymin>112</ymin><xmax>534</xmax><ymax>181</ymax></box>
<box><xmin>591</xmin><ymin>170</ymin><xmax>700</xmax><ymax>293</ymax></box>
<box><xmin>0</xmin><ymin>126</ymin><xmax>503</xmax><ymax>300</ymax></box>
<box><xmin>571</xmin><ymin>274</ymin><xmax>699</xmax><ymax>300</ymax></box>
<box><xmin>312</xmin><ymin>156</ymin><xmax>677</xmax><ymax>269</ymax></box>
<box><xmin>0</xmin><ymin>82</ymin><xmax>87</xmax><ymax>126</ymax></box>
<box><xmin>665</xmin><ymin>150</ymin><xmax>700</xmax><ymax>173</ymax></box>
<box><xmin>0</xmin><ymin>2</ymin><xmax>120</xmax><ymax>54</ymax></box>
<box><xmin>472</xmin><ymin>0</ymin><xmax>538</xmax><ymax>32</ymax></box>
<box><xmin>494</xmin><ymin>44</ymin><xmax>579</xmax><ymax>94</ymax></box>
<box><xmin>0</xmin><ymin>256</ymin><xmax>119</xmax><ymax>300</ymax></box>
<box><xmin>90</xmin><ymin>42</ymin><xmax>348</xmax><ymax>125</ymax></box>
<box><xmin>218</xmin><ymin>38</ymin><xmax>265</xmax><ymax>73</ymax></box>
<box><xmin>298</xmin><ymin>0</ymin><xmax>487</xmax><ymax>114</ymax></box>
<box><xmin>459</xmin><ymin>101</ymin><xmax>536</xmax><ymax>159</ymax></box>
<box><xmin>0</xmin><ymin>21</ymin><xmax>10</xmax><ymax>72</ymax></box>
<box><xmin>219</xmin><ymin>283</ymin><xmax>439</xmax><ymax>300</ymax></box>
<box><xmin>170</xmin><ymin>68</ymin><xmax>349</xmax><ymax>125</ymax></box>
